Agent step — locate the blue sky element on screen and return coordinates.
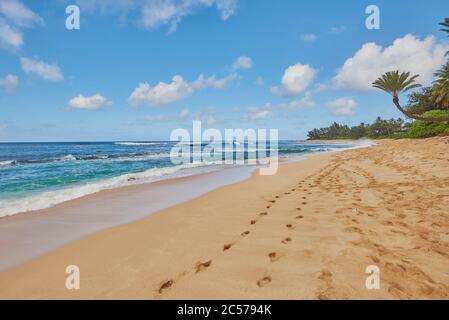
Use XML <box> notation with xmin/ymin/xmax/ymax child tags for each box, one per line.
<box><xmin>0</xmin><ymin>0</ymin><xmax>448</xmax><ymax>141</ymax></box>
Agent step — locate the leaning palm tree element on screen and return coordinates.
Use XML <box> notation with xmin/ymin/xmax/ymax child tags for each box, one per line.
<box><xmin>372</xmin><ymin>70</ymin><xmax>449</xmax><ymax>122</ymax></box>
<box><xmin>440</xmin><ymin>18</ymin><xmax>449</xmax><ymax>55</ymax></box>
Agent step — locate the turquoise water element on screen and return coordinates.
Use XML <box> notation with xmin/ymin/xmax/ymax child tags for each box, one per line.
<box><xmin>0</xmin><ymin>141</ymin><xmax>357</xmax><ymax>216</ymax></box>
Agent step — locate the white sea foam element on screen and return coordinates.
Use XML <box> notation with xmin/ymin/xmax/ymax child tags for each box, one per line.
<box><xmin>0</xmin><ymin>160</ymin><xmax>16</xmax><ymax>167</ymax></box>
<box><xmin>0</xmin><ymin>160</ymin><xmax>225</xmax><ymax>218</ymax></box>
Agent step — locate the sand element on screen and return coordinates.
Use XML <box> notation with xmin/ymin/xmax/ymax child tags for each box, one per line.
<box><xmin>0</xmin><ymin>137</ymin><xmax>448</xmax><ymax>300</ymax></box>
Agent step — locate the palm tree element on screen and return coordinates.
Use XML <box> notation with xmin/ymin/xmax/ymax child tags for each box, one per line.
<box><xmin>440</xmin><ymin>18</ymin><xmax>449</xmax><ymax>55</ymax></box>
<box><xmin>373</xmin><ymin>70</ymin><xmax>449</xmax><ymax>122</ymax></box>
<box><xmin>432</xmin><ymin>61</ymin><xmax>449</xmax><ymax>108</ymax></box>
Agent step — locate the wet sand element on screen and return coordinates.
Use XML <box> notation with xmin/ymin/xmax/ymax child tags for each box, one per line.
<box><xmin>0</xmin><ymin>138</ymin><xmax>448</xmax><ymax>299</ymax></box>
<box><xmin>0</xmin><ymin>166</ymin><xmax>254</xmax><ymax>271</ymax></box>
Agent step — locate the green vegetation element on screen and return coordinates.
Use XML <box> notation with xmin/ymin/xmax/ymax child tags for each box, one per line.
<box><xmin>372</xmin><ymin>18</ymin><xmax>449</xmax><ymax>122</ymax></box>
<box><xmin>307</xmin><ymin>113</ymin><xmax>449</xmax><ymax>140</ymax></box>
<box><xmin>307</xmin><ymin>18</ymin><xmax>449</xmax><ymax>141</ymax></box>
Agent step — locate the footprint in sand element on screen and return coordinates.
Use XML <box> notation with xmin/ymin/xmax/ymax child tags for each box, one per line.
<box><xmin>223</xmin><ymin>244</ymin><xmax>232</xmax><ymax>251</ymax></box>
<box><xmin>250</xmin><ymin>219</ymin><xmax>257</xmax><ymax>225</ymax></box>
<box><xmin>195</xmin><ymin>260</ymin><xmax>212</xmax><ymax>273</ymax></box>
<box><xmin>257</xmin><ymin>276</ymin><xmax>272</xmax><ymax>287</ymax></box>
<box><xmin>282</xmin><ymin>237</ymin><xmax>292</xmax><ymax>244</ymax></box>
<box><xmin>302</xmin><ymin>202</ymin><xmax>307</xmax><ymax>205</ymax></box>
<box><xmin>268</xmin><ymin>252</ymin><xmax>282</xmax><ymax>262</ymax></box>
<box><xmin>158</xmin><ymin>280</ymin><xmax>174</xmax><ymax>294</ymax></box>
<box><xmin>286</xmin><ymin>224</ymin><xmax>294</xmax><ymax>230</ymax></box>
<box><xmin>296</xmin><ymin>215</ymin><xmax>304</xmax><ymax>219</ymax></box>
<box><xmin>259</xmin><ymin>212</ymin><xmax>268</xmax><ymax>217</ymax></box>
<box><xmin>241</xmin><ymin>230</ymin><xmax>250</xmax><ymax>236</ymax></box>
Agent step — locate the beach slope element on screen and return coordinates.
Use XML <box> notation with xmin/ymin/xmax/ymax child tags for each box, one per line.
<box><xmin>0</xmin><ymin>138</ymin><xmax>448</xmax><ymax>299</ymax></box>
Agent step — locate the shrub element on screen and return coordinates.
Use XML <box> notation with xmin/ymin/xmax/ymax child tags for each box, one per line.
<box><xmin>407</xmin><ymin>110</ymin><xmax>449</xmax><ymax>138</ymax></box>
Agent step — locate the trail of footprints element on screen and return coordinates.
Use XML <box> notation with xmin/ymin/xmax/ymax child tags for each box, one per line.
<box><xmin>157</xmin><ymin>148</ymin><xmax>449</xmax><ymax>298</ymax></box>
<box><xmin>157</xmin><ymin>179</ymin><xmax>314</xmax><ymax>296</ymax></box>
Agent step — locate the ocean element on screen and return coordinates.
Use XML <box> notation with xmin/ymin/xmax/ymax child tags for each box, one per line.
<box><xmin>0</xmin><ymin>140</ymin><xmax>360</xmax><ymax>217</ymax></box>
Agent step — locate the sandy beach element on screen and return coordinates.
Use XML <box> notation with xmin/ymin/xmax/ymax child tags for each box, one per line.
<box><xmin>0</xmin><ymin>137</ymin><xmax>448</xmax><ymax>300</ymax></box>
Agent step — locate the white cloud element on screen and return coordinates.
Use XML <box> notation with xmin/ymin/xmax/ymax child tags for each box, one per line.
<box><xmin>67</xmin><ymin>94</ymin><xmax>112</xmax><ymax>110</ymax></box>
<box><xmin>246</xmin><ymin>104</ymin><xmax>273</xmax><ymax>120</ymax></box>
<box><xmin>20</xmin><ymin>57</ymin><xmax>64</xmax><ymax>82</ymax></box>
<box><xmin>129</xmin><ymin>73</ymin><xmax>235</xmax><ymax>106</ymax></box>
<box><xmin>193</xmin><ymin>73</ymin><xmax>237</xmax><ymax>89</ymax></box>
<box><xmin>231</xmin><ymin>55</ymin><xmax>253</xmax><ymax>70</ymax></box>
<box><xmin>301</xmin><ymin>33</ymin><xmax>317</xmax><ymax>42</ymax></box>
<box><xmin>0</xmin><ymin>1</ymin><xmax>42</xmax><ymax>49</ymax></box>
<box><xmin>255</xmin><ymin>76</ymin><xmax>264</xmax><ymax>86</ymax></box>
<box><xmin>271</xmin><ymin>63</ymin><xmax>317</xmax><ymax>97</ymax></box>
<box><xmin>76</xmin><ymin>0</ymin><xmax>238</xmax><ymax>32</ymax></box>
<box><xmin>0</xmin><ymin>73</ymin><xmax>18</xmax><ymax>89</ymax></box>
<box><xmin>0</xmin><ymin>18</ymin><xmax>21</xmax><ymax>48</ymax></box>
<box><xmin>327</xmin><ymin>97</ymin><xmax>357</xmax><ymax>116</ymax></box>
<box><xmin>0</xmin><ymin>0</ymin><xmax>43</xmax><ymax>27</ymax></box>
<box><xmin>298</xmin><ymin>91</ymin><xmax>315</xmax><ymax>108</ymax></box>
<box><xmin>279</xmin><ymin>92</ymin><xmax>316</xmax><ymax>111</ymax></box>
<box><xmin>330</xmin><ymin>26</ymin><xmax>346</xmax><ymax>34</ymax></box>
<box><xmin>333</xmin><ymin>34</ymin><xmax>449</xmax><ymax>91</ymax></box>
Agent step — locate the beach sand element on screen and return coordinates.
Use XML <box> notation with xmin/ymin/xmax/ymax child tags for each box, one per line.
<box><xmin>0</xmin><ymin>137</ymin><xmax>448</xmax><ymax>299</ymax></box>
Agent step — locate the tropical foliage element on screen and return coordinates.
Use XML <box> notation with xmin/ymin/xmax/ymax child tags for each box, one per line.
<box><xmin>307</xmin><ymin>118</ymin><xmax>408</xmax><ymax>140</ymax></box>
<box><xmin>307</xmin><ymin>113</ymin><xmax>449</xmax><ymax>140</ymax></box>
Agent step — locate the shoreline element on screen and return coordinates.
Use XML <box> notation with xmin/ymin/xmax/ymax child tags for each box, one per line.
<box><xmin>0</xmin><ymin>142</ymin><xmax>368</xmax><ymax>271</ymax></box>
<box><xmin>0</xmin><ymin>140</ymin><xmax>360</xmax><ymax>218</ymax></box>
<box><xmin>0</xmin><ymin>165</ymin><xmax>256</xmax><ymax>271</ymax></box>
<box><xmin>0</xmin><ymin>137</ymin><xmax>448</xmax><ymax>299</ymax></box>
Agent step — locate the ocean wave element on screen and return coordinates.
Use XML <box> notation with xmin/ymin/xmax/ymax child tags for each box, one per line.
<box><xmin>0</xmin><ymin>159</ymin><xmax>226</xmax><ymax>217</ymax></box>
<box><xmin>0</xmin><ymin>160</ymin><xmax>17</xmax><ymax>167</ymax></box>
<box><xmin>114</xmin><ymin>142</ymin><xmax>167</xmax><ymax>146</ymax></box>
<box><xmin>3</xmin><ymin>153</ymin><xmax>172</xmax><ymax>167</ymax></box>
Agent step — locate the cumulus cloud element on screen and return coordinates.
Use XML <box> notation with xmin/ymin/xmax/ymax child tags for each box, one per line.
<box><xmin>231</xmin><ymin>55</ymin><xmax>253</xmax><ymax>71</ymax></box>
<box><xmin>333</xmin><ymin>34</ymin><xmax>449</xmax><ymax>91</ymax></box>
<box><xmin>67</xmin><ymin>94</ymin><xmax>112</xmax><ymax>110</ymax></box>
<box><xmin>271</xmin><ymin>63</ymin><xmax>317</xmax><ymax>97</ymax></box>
<box><xmin>0</xmin><ymin>73</ymin><xmax>18</xmax><ymax>89</ymax></box>
<box><xmin>301</xmin><ymin>33</ymin><xmax>317</xmax><ymax>42</ymax></box>
<box><xmin>21</xmin><ymin>57</ymin><xmax>64</xmax><ymax>82</ymax></box>
<box><xmin>129</xmin><ymin>73</ymin><xmax>235</xmax><ymax>106</ymax></box>
<box><xmin>0</xmin><ymin>0</ymin><xmax>42</xmax><ymax>49</ymax></box>
<box><xmin>327</xmin><ymin>97</ymin><xmax>357</xmax><ymax>116</ymax></box>
<box><xmin>76</xmin><ymin>0</ymin><xmax>238</xmax><ymax>32</ymax></box>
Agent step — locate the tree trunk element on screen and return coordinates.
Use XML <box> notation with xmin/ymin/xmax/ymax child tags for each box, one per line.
<box><xmin>393</xmin><ymin>96</ymin><xmax>449</xmax><ymax>122</ymax></box>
